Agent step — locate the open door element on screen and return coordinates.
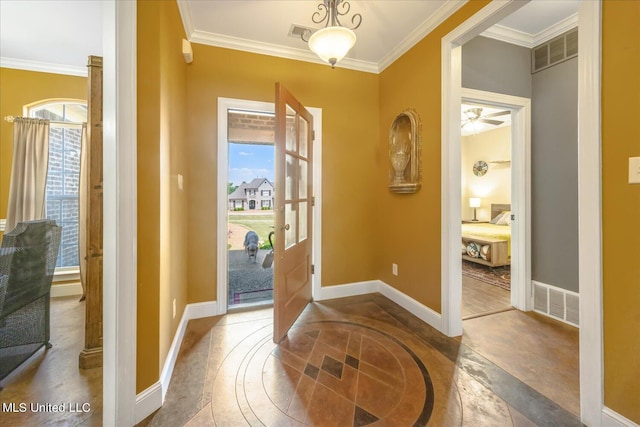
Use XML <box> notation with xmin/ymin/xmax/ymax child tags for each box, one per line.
<box><xmin>273</xmin><ymin>83</ymin><xmax>314</xmax><ymax>343</ymax></box>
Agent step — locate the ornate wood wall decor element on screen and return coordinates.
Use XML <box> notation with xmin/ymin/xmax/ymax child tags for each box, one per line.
<box><xmin>389</xmin><ymin>109</ymin><xmax>421</xmax><ymax>193</ymax></box>
<box><xmin>79</xmin><ymin>55</ymin><xmax>103</xmax><ymax>369</ymax></box>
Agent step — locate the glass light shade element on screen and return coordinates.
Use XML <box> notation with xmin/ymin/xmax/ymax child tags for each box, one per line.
<box><xmin>469</xmin><ymin>198</ymin><xmax>481</xmax><ymax>208</ymax></box>
<box><xmin>308</xmin><ymin>26</ymin><xmax>356</xmax><ymax>67</ymax></box>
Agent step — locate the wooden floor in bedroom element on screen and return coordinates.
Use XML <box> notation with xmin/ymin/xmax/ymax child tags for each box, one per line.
<box><xmin>462</xmin><ymin>275</ymin><xmax>512</xmax><ymax>319</ymax></box>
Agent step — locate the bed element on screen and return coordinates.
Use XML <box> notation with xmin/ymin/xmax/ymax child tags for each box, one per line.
<box><xmin>462</xmin><ymin>203</ymin><xmax>511</xmax><ymax>267</ymax></box>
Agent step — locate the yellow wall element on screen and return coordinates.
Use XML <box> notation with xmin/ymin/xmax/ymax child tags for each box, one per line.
<box><xmin>185</xmin><ymin>45</ymin><xmax>380</xmax><ymax>303</ymax></box>
<box><xmin>0</xmin><ymin>68</ymin><xmax>86</xmax><ymax>240</ymax></box>
<box><xmin>136</xmin><ymin>0</ymin><xmax>189</xmax><ymax>393</ymax></box>
<box><xmin>135</xmin><ymin>2</ymin><xmax>640</xmax><ymax>422</ymax></box>
<box><xmin>376</xmin><ymin>0</ymin><xmax>490</xmax><ymax>311</ymax></box>
<box><xmin>602</xmin><ymin>1</ymin><xmax>640</xmax><ymax>422</ymax></box>
<box><xmin>462</xmin><ymin>127</ymin><xmax>512</xmax><ymax>221</ymax></box>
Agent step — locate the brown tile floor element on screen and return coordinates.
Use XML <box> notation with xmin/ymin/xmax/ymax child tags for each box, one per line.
<box><xmin>140</xmin><ymin>294</ymin><xmax>582</xmax><ymax>427</ymax></box>
<box><xmin>0</xmin><ymin>296</ymin><xmax>103</xmax><ymax>427</ymax></box>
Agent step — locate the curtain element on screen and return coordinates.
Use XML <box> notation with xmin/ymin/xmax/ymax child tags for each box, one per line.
<box><xmin>5</xmin><ymin>118</ymin><xmax>50</xmax><ymax>233</ymax></box>
<box><xmin>79</xmin><ymin>123</ymin><xmax>88</xmax><ymax>300</ymax></box>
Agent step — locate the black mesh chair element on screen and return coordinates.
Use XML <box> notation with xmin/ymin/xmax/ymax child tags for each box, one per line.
<box><xmin>0</xmin><ymin>220</ymin><xmax>62</xmax><ymax>388</ymax></box>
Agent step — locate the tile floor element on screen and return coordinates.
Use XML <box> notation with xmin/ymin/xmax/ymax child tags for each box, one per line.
<box><xmin>139</xmin><ymin>293</ymin><xmax>581</xmax><ymax>427</ymax></box>
<box><xmin>0</xmin><ymin>290</ymin><xmax>579</xmax><ymax>426</ymax></box>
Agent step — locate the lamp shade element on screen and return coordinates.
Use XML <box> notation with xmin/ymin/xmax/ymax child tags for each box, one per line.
<box><xmin>469</xmin><ymin>197</ymin><xmax>481</xmax><ymax>208</ymax></box>
<box><xmin>308</xmin><ymin>26</ymin><xmax>356</xmax><ymax>67</ymax></box>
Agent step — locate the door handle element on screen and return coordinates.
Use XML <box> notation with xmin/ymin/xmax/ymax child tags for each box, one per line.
<box><xmin>282</xmin><ymin>224</ymin><xmax>290</xmax><ymax>231</ymax></box>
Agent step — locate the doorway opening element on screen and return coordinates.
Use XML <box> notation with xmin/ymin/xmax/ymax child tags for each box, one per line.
<box><xmin>442</xmin><ymin>1</ymin><xmax>602</xmax><ymax>423</ymax></box>
<box><xmin>460</xmin><ymin>100</ymin><xmax>514</xmax><ymax>320</ymax></box>
<box><xmin>226</xmin><ymin>110</ymin><xmax>276</xmax><ymax>308</ymax></box>
<box><xmin>216</xmin><ymin>98</ymin><xmax>323</xmax><ymax>317</ymax></box>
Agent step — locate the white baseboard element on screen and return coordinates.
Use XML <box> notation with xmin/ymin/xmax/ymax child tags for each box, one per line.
<box><xmin>135</xmin><ymin>300</ymin><xmax>218</xmax><ymax>423</ymax></box>
<box><xmin>317</xmin><ymin>280</ymin><xmax>379</xmax><ymax>300</ymax></box>
<box><xmin>603</xmin><ymin>407</ymin><xmax>640</xmax><ymax>427</ymax></box>
<box><xmin>185</xmin><ymin>300</ymin><xmax>219</xmax><ymax>320</ymax></box>
<box><xmin>50</xmin><ymin>282</ymin><xmax>83</xmax><ymax>298</ymax></box>
<box><xmin>317</xmin><ymin>280</ymin><xmax>442</xmax><ymax>333</ymax></box>
<box><xmin>377</xmin><ymin>281</ymin><xmax>442</xmax><ymax>332</ymax></box>
<box><xmin>134</xmin><ymin>381</ymin><xmax>162</xmax><ymax>424</ymax></box>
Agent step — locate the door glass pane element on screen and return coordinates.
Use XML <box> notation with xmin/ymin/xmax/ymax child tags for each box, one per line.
<box><xmin>286</xmin><ymin>155</ymin><xmax>298</xmax><ymax>200</ymax></box>
<box><xmin>299</xmin><ymin>116</ymin><xmax>309</xmax><ymax>158</ymax></box>
<box><xmin>299</xmin><ymin>201</ymin><xmax>307</xmax><ymax>242</ymax></box>
<box><xmin>299</xmin><ymin>159</ymin><xmax>308</xmax><ymax>199</ymax></box>
<box><xmin>285</xmin><ymin>202</ymin><xmax>298</xmax><ymax>249</ymax></box>
<box><xmin>286</xmin><ymin>105</ymin><xmax>297</xmax><ymax>152</ymax></box>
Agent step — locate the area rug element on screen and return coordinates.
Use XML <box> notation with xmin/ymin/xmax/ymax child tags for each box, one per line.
<box><xmin>462</xmin><ymin>260</ymin><xmax>511</xmax><ymax>291</ymax></box>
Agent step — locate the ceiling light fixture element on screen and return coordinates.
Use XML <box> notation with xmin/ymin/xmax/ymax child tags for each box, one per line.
<box><xmin>302</xmin><ymin>0</ymin><xmax>362</xmax><ymax>69</ymax></box>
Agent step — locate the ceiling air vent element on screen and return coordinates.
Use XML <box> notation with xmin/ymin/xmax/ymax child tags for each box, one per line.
<box><xmin>289</xmin><ymin>24</ymin><xmax>313</xmax><ymax>40</ymax></box>
<box><xmin>531</xmin><ymin>28</ymin><xmax>578</xmax><ymax>73</ymax></box>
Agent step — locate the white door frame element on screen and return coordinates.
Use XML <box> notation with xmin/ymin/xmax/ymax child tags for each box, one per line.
<box><xmin>216</xmin><ymin>98</ymin><xmax>323</xmax><ymax>315</ymax></box>
<box><xmin>441</xmin><ymin>1</ymin><xmax>603</xmax><ymax>426</ymax></box>
<box><xmin>461</xmin><ymin>88</ymin><xmax>531</xmax><ymax>313</ymax></box>
<box><xmin>103</xmin><ymin>0</ymin><xmax>137</xmax><ymax>425</ymax></box>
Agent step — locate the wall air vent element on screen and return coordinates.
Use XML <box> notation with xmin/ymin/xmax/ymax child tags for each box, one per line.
<box><xmin>531</xmin><ymin>28</ymin><xmax>578</xmax><ymax>73</ymax></box>
<box><xmin>533</xmin><ymin>281</ymin><xmax>580</xmax><ymax>327</ymax></box>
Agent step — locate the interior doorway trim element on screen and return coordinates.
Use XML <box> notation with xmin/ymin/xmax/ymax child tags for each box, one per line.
<box><xmin>461</xmin><ymin>88</ymin><xmax>531</xmax><ymax>313</ymax></box>
<box><xmin>216</xmin><ymin>98</ymin><xmax>323</xmax><ymax>315</ymax></box>
<box><xmin>103</xmin><ymin>0</ymin><xmax>137</xmax><ymax>425</ymax></box>
<box><xmin>441</xmin><ymin>1</ymin><xmax>603</xmax><ymax>426</ymax></box>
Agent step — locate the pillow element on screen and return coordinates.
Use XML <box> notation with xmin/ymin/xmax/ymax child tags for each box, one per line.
<box><xmin>461</xmin><ymin>242</ymin><xmax>467</xmax><ymax>254</ymax></box>
<box><xmin>490</xmin><ymin>211</ymin><xmax>505</xmax><ymax>224</ymax></box>
<box><xmin>495</xmin><ymin>211</ymin><xmax>511</xmax><ymax>225</ymax></box>
<box><xmin>466</xmin><ymin>242</ymin><xmax>481</xmax><ymax>258</ymax></box>
<box><xmin>480</xmin><ymin>245</ymin><xmax>491</xmax><ymax>261</ymax></box>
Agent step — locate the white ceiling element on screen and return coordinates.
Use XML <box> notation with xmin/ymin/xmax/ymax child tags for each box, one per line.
<box><xmin>461</xmin><ymin>103</ymin><xmax>512</xmax><ymax>136</ymax></box>
<box><xmin>0</xmin><ymin>0</ymin><xmax>579</xmax><ymax>76</ymax></box>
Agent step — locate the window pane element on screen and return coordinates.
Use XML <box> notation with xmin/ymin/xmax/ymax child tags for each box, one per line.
<box><xmin>299</xmin><ymin>116</ymin><xmax>309</xmax><ymax>158</ymax></box>
<box><xmin>285</xmin><ymin>203</ymin><xmax>297</xmax><ymax>249</ymax></box>
<box><xmin>299</xmin><ymin>201</ymin><xmax>307</xmax><ymax>242</ymax></box>
<box><xmin>47</xmin><ymin>173</ymin><xmax>64</xmax><ymax>196</ymax></box>
<box><xmin>64</xmin><ymin>173</ymin><xmax>79</xmax><ymax>196</ymax></box>
<box><xmin>46</xmin><ymin>199</ymin><xmax>62</xmax><ymax>223</ymax></box>
<box><xmin>31</xmin><ymin>102</ymin><xmax>87</xmax><ymax>123</ymax></box>
<box><xmin>285</xmin><ymin>105</ymin><xmax>297</xmax><ymax>152</ymax></box>
<box><xmin>299</xmin><ymin>159</ymin><xmax>308</xmax><ymax>199</ymax></box>
<box><xmin>285</xmin><ymin>155</ymin><xmax>298</xmax><ymax>201</ymax></box>
<box><xmin>62</xmin><ymin>199</ymin><xmax>79</xmax><ymax>222</ymax></box>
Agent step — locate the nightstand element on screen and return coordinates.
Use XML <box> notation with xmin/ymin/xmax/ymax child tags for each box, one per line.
<box><xmin>462</xmin><ymin>220</ymin><xmax>489</xmax><ymax>224</ymax></box>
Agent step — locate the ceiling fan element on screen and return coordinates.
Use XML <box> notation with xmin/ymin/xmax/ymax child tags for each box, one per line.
<box><xmin>461</xmin><ymin>107</ymin><xmax>510</xmax><ymax>128</ymax></box>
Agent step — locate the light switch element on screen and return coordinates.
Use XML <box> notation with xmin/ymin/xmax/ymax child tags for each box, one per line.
<box><xmin>630</xmin><ymin>157</ymin><xmax>640</xmax><ymax>184</ymax></box>
<box><xmin>177</xmin><ymin>174</ymin><xmax>184</xmax><ymax>190</ymax></box>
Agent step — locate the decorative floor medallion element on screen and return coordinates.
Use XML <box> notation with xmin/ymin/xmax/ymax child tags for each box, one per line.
<box><xmin>210</xmin><ymin>321</ymin><xmax>434</xmax><ymax>426</ymax></box>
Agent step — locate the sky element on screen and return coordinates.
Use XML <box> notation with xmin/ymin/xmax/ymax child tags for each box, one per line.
<box><xmin>228</xmin><ymin>143</ymin><xmax>275</xmax><ymax>186</ymax></box>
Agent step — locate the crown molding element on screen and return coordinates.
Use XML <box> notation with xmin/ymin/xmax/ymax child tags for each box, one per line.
<box><xmin>533</xmin><ymin>12</ymin><xmax>578</xmax><ymax>45</ymax></box>
<box><xmin>179</xmin><ymin>0</ymin><xmax>467</xmax><ymax>74</ymax></box>
<box><xmin>176</xmin><ymin>0</ymin><xmax>194</xmax><ymax>38</ymax></box>
<box><xmin>480</xmin><ymin>25</ymin><xmax>533</xmax><ymax>48</ymax></box>
<box><xmin>0</xmin><ymin>57</ymin><xmax>87</xmax><ymax>77</ymax></box>
<box><xmin>188</xmin><ymin>29</ymin><xmax>379</xmax><ymax>74</ymax></box>
<box><xmin>378</xmin><ymin>0</ymin><xmax>469</xmax><ymax>72</ymax></box>
<box><xmin>482</xmin><ymin>12</ymin><xmax>579</xmax><ymax>48</ymax></box>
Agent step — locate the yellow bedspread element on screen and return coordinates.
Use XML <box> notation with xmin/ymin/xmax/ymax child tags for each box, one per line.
<box><xmin>462</xmin><ymin>223</ymin><xmax>512</xmax><ymax>257</ymax></box>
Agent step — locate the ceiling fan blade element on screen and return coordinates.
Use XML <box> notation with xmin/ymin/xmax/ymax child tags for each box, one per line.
<box><xmin>482</xmin><ymin>110</ymin><xmax>510</xmax><ymax>118</ymax></box>
<box><xmin>480</xmin><ymin>119</ymin><xmax>504</xmax><ymax>126</ymax></box>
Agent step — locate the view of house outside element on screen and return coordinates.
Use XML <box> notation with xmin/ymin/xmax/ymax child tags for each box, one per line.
<box><xmin>227</xmin><ymin>142</ymin><xmax>275</xmax><ymax>250</ymax></box>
